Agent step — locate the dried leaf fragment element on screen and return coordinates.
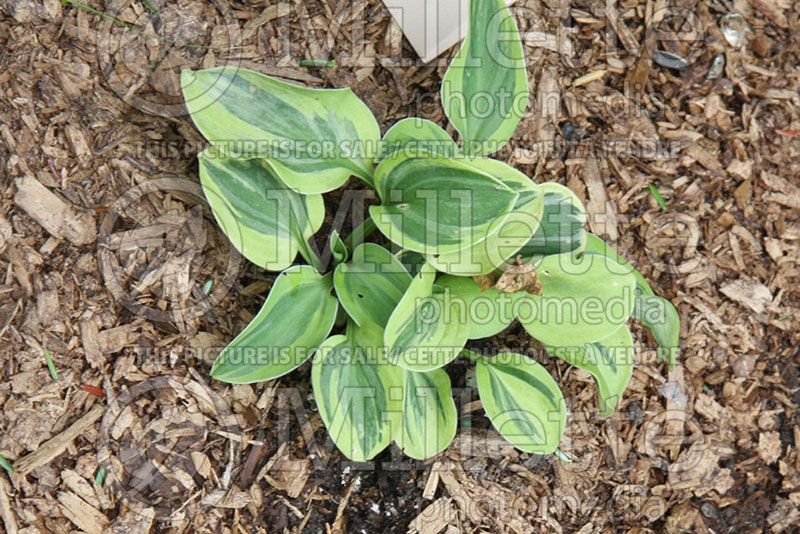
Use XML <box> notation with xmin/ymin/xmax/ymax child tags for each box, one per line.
<box><xmin>494</xmin><ymin>257</ymin><xmax>542</xmax><ymax>295</ymax></box>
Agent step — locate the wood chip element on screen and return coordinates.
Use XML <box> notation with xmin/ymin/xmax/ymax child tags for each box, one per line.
<box><xmin>668</xmin><ymin>442</ymin><xmax>735</xmax><ymax>497</ymax></box>
<box><xmin>191</xmin><ymin>451</ymin><xmax>212</xmax><ymax>479</ymax></box>
<box><xmin>572</xmin><ymin>70</ymin><xmax>606</xmax><ymax>87</ymax></box>
<box><xmin>80</xmin><ymin>318</ymin><xmax>104</xmax><ymax>369</ymax></box>
<box><xmin>760</xmin><ymin>171</ymin><xmax>800</xmax><ymax>209</ymax></box>
<box><xmin>242</xmin><ymin>3</ymin><xmax>292</xmax><ymax>40</ymax></box>
<box><xmin>422</xmin><ymin>464</ymin><xmax>441</xmax><ymax>500</ymax></box>
<box><xmin>201</xmin><ymin>488</ymin><xmax>251</xmax><ymax>509</ymax></box>
<box><xmin>749</xmin><ymin>0</ymin><xmax>789</xmax><ymax>28</ymax></box>
<box><xmin>720</xmin><ymin>279</ymin><xmax>773</xmax><ymax>313</ymax></box>
<box><xmin>407</xmin><ymin>497</ymin><xmax>453</xmax><ymax>534</ymax></box>
<box><xmin>107</xmin><ymin>504</ymin><xmax>155</xmax><ymax>534</ymax></box>
<box><xmin>330</xmin><ymin>478</ymin><xmax>357</xmax><ymax>533</ymax></box>
<box><xmin>523</xmin><ymin>31</ymin><xmax>573</xmax><ymax>56</ymax></box>
<box><xmin>14</xmin><ymin>404</ymin><xmax>104</xmax><ymax>475</ymax></box>
<box><xmin>583</xmin><ymin>158</ymin><xmax>618</xmax><ymax>242</ymax></box>
<box><xmin>56</xmin><ymin>491</ymin><xmax>109</xmax><ymax>534</ymax></box>
<box><xmin>14</xmin><ymin>175</ymin><xmax>96</xmax><ymax>245</ymax></box>
<box><xmin>758</xmin><ymin>431</ymin><xmax>782</xmax><ymax>464</ymax></box>
<box><xmin>0</xmin><ymin>476</ymin><xmax>18</xmax><ymax>534</ymax></box>
<box><xmin>61</xmin><ymin>469</ymin><xmax>100</xmax><ymax>509</ymax></box>
<box><xmin>272</xmin><ymin>458</ymin><xmax>311</xmax><ymax>499</ymax></box>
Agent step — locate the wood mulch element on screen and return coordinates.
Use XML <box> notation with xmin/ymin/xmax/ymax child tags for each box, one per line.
<box><xmin>1</xmin><ymin>0</ymin><xmax>799</xmax><ymax>532</ymax></box>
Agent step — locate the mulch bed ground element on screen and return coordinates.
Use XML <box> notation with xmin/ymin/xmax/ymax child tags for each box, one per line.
<box><xmin>1</xmin><ymin>0</ymin><xmax>799</xmax><ymax>532</ymax></box>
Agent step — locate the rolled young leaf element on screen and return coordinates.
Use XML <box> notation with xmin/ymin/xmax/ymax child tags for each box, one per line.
<box><xmin>516</xmin><ymin>252</ymin><xmax>636</xmax><ymax>346</ymax></box>
<box><xmin>211</xmin><ymin>266</ymin><xmax>338</xmax><ymax>383</ymax></box>
<box><xmin>330</xmin><ymin>229</ymin><xmax>348</xmax><ymax>267</ymax></box>
<box><xmin>334</xmin><ymin>243</ymin><xmax>412</xmax><ymax>328</ymax></box>
<box><xmin>394</xmin><ymin>367</ymin><xmax>457</xmax><ymax>460</ymax></box>
<box><xmin>426</xmin><ymin>157</ymin><xmax>544</xmax><ymax>275</ymax></box>
<box><xmin>370</xmin><ymin>150</ymin><xmax>519</xmax><ymax>255</ymax></box>
<box><xmin>546</xmin><ymin>324</ymin><xmax>634</xmax><ymax>418</ymax></box>
<box><xmin>474</xmin><ymin>351</ymin><xmax>565</xmax><ymax>454</ymax></box>
<box><xmin>517</xmin><ymin>183</ymin><xmax>587</xmax><ymax>260</ymax></box>
<box><xmin>181</xmin><ymin>66</ymin><xmax>380</xmax><ymax>193</ymax></box>
<box><xmin>441</xmin><ymin>0</ymin><xmax>528</xmax><ymax>156</ymax></box>
<box><xmin>311</xmin><ymin>322</ymin><xmax>402</xmax><ymax>462</ymax></box>
<box><xmin>384</xmin><ymin>264</ymin><xmax>469</xmax><ymax>371</ymax></box>
<box><xmin>375</xmin><ymin>118</ymin><xmax>458</xmax><ymax>165</ymax></box>
<box><xmin>583</xmin><ymin>233</ymin><xmax>680</xmax><ymax>369</ymax></box>
<box><xmin>199</xmin><ymin>147</ymin><xmax>324</xmax><ymax>270</ymax></box>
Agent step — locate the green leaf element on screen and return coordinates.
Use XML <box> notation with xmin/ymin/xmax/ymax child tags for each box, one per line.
<box><xmin>370</xmin><ymin>150</ymin><xmax>519</xmax><ymax>255</ymax></box>
<box><xmin>375</xmin><ymin>118</ymin><xmax>458</xmax><ymax>164</ymax></box>
<box><xmin>334</xmin><ymin>243</ymin><xmax>412</xmax><ymax>328</ymax></box>
<box><xmin>516</xmin><ymin>252</ymin><xmax>636</xmax><ymax>346</ymax></box>
<box><xmin>635</xmin><ymin>295</ymin><xmax>680</xmax><ymax>369</ymax></box>
<box><xmin>435</xmin><ymin>275</ymin><xmax>519</xmax><ymax>339</ymax></box>
<box><xmin>395</xmin><ymin>249</ymin><xmax>427</xmax><ymax>277</ymax></box>
<box><xmin>583</xmin><ymin>233</ymin><xmax>680</xmax><ymax>369</ymax></box>
<box><xmin>312</xmin><ymin>322</ymin><xmax>403</xmax><ymax>462</ymax></box>
<box><xmin>517</xmin><ymin>183</ymin><xmax>586</xmax><ymax>260</ymax></box>
<box><xmin>583</xmin><ymin>233</ymin><xmax>649</xmax><ymax>289</ymax></box>
<box><xmin>385</xmin><ymin>264</ymin><xmax>469</xmax><ymax>371</ymax></box>
<box><xmin>426</xmin><ymin>157</ymin><xmax>544</xmax><ymax>275</ymax></box>
<box><xmin>330</xmin><ymin>229</ymin><xmax>348</xmax><ymax>267</ymax></box>
<box><xmin>0</xmin><ymin>453</ymin><xmax>13</xmax><ymax>474</ymax></box>
<box><xmin>211</xmin><ymin>266</ymin><xmax>338</xmax><ymax>383</ymax></box>
<box><xmin>43</xmin><ymin>347</ymin><xmax>58</xmax><ymax>381</ymax></box>
<box><xmin>182</xmin><ymin>66</ymin><xmax>380</xmax><ymax>193</ymax></box>
<box><xmin>648</xmin><ymin>183</ymin><xmax>668</xmax><ymax>210</ymax></box>
<box><xmin>547</xmin><ymin>324</ymin><xmax>634</xmax><ymax>418</ymax></box>
<box><xmin>475</xmin><ymin>352</ymin><xmax>565</xmax><ymax>454</ymax></box>
<box><xmin>199</xmin><ymin>147</ymin><xmax>324</xmax><ymax>270</ymax></box>
<box><xmin>441</xmin><ymin>0</ymin><xmax>528</xmax><ymax>156</ymax></box>
<box><xmin>394</xmin><ymin>367</ymin><xmax>457</xmax><ymax>460</ymax></box>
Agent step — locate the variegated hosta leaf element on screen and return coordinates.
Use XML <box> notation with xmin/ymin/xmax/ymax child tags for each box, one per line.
<box><xmin>370</xmin><ymin>150</ymin><xmax>519</xmax><ymax>255</ymax></box>
<box><xmin>394</xmin><ymin>368</ymin><xmax>457</xmax><ymax>460</ymax></box>
<box><xmin>311</xmin><ymin>323</ymin><xmax>402</xmax><ymax>462</ymax></box>
<box><xmin>211</xmin><ymin>266</ymin><xmax>338</xmax><ymax>383</ymax></box>
<box><xmin>475</xmin><ymin>352</ymin><xmax>565</xmax><ymax>454</ymax></box>
<box><xmin>441</xmin><ymin>0</ymin><xmax>528</xmax><ymax>156</ymax></box>
<box><xmin>517</xmin><ymin>183</ymin><xmax>587</xmax><ymax>260</ymax></box>
<box><xmin>199</xmin><ymin>147</ymin><xmax>324</xmax><ymax>270</ymax></box>
<box><xmin>547</xmin><ymin>324</ymin><xmax>634</xmax><ymax>418</ymax></box>
<box><xmin>436</xmin><ymin>275</ymin><xmax>519</xmax><ymax>339</ymax></box>
<box><xmin>516</xmin><ymin>252</ymin><xmax>636</xmax><ymax>346</ymax></box>
<box><xmin>181</xmin><ymin>66</ymin><xmax>380</xmax><ymax>193</ymax></box>
<box><xmin>584</xmin><ymin>233</ymin><xmax>680</xmax><ymax>369</ymax></box>
<box><xmin>375</xmin><ymin>118</ymin><xmax>458</xmax><ymax>165</ymax></box>
<box><xmin>385</xmin><ymin>264</ymin><xmax>469</xmax><ymax>371</ymax></box>
<box><xmin>334</xmin><ymin>243</ymin><xmax>412</xmax><ymax>328</ymax></box>
<box><xmin>427</xmin><ymin>157</ymin><xmax>544</xmax><ymax>275</ymax></box>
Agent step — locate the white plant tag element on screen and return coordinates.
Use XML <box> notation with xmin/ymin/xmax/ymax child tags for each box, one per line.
<box><xmin>381</xmin><ymin>0</ymin><xmax>469</xmax><ymax>63</ymax></box>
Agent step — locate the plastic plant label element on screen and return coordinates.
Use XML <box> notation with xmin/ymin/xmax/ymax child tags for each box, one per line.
<box><xmin>382</xmin><ymin>0</ymin><xmax>468</xmax><ymax>62</ymax></box>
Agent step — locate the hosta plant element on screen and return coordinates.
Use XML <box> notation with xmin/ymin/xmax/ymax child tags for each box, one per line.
<box><xmin>180</xmin><ymin>0</ymin><xmax>680</xmax><ymax>461</ymax></box>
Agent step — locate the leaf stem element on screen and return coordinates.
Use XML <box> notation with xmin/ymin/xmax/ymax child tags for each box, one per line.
<box><xmin>343</xmin><ymin>217</ymin><xmax>376</xmax><ymax>250</ymax></box>
<box><xmin>461</xmin><ymin>348</ymin><xmax>482</xmax><ymax>362</ymax></box>
<box><xmin>297</xmin><ymin>238</ymin><xmax>325</xmax><ymax>273</ymax></box>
